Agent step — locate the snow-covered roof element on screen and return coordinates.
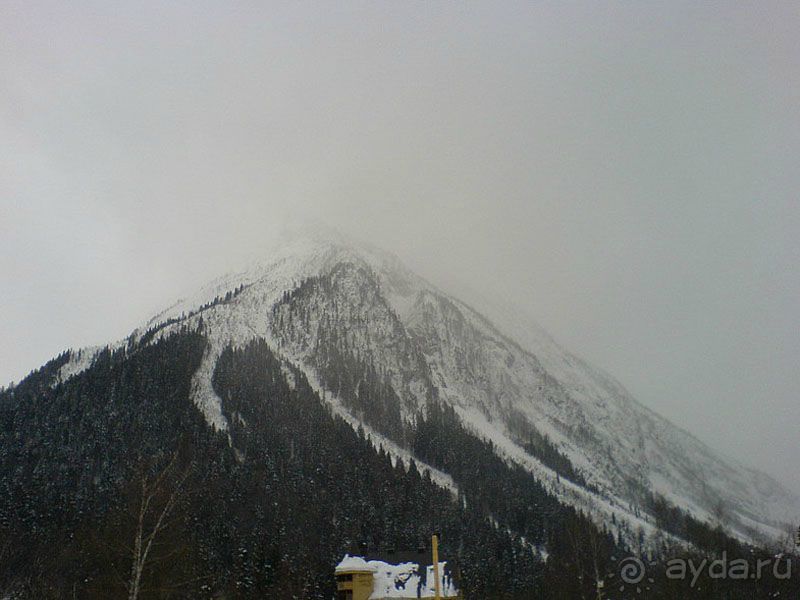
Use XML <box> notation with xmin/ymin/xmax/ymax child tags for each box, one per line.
<box><xmin>335</xmin><ymin>555</ymin><xmax>378</xmax><ymax>573</ymax></box>
<box><xmin>336</xmin><ymin>554</ymin><xmax>459</xmax><ymax>599</ymax></box>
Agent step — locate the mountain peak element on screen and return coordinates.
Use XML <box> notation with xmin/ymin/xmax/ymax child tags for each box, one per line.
<box><xmin>54</xmin><ymin>230</ymin><xmax>800</xmax><ymax>549</ymax></box>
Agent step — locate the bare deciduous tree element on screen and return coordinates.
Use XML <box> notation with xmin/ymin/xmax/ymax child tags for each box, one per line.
<box><xmin>126</xmin><ymin>451</ymin><xmax>189</xmax><ymax>600</ymax></box>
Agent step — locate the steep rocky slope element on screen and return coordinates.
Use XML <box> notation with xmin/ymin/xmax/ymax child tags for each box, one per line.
<box><xmin>56</xmin><ymin>229</ymin><xmax>800</xmax><ymax>548</ymax></box>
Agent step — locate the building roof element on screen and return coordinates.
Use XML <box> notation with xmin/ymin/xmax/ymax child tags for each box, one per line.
<box><xmin>335</xmin><ymin>553</ymin><xmax>459</xmax><ymax>599</ymax></box>
<box><xmin>335</xmin><ymin>555</ymin><xmax>377</xmax><ymax>574</ymax></box>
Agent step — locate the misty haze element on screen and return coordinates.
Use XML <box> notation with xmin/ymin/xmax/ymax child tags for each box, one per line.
<box><xmin>2</xmin><ymin>2</ymin><xmax>799</xmax><ymax>599</ymax></box>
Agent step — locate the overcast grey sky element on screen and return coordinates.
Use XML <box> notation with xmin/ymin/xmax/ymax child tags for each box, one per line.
<box><xmin>2</xmin><ymin>2</ymin><xmax>798</xmax><ymax>491</ymax></box>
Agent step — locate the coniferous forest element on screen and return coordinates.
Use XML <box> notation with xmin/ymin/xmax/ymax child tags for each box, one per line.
<box><xmin>0</xmin><ymin>328</ymin><xmax>797</xmax><ymax>598</ymax></box>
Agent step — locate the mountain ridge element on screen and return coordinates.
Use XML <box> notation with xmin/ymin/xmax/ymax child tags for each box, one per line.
<box><xmin>51</xmin><ymin>228</ymin><xmax>800</xmax><ymax>549</ymax></box>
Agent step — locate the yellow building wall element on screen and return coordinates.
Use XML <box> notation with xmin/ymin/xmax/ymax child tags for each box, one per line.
<box><xmin>337</xmin><ymin>568</ymin><xmax>461</xmax><ymax>599</ymax></box>
<box><xmin>336</xmin><ymin>571</ymin><xmax>374</xmax><ymax>600</ymax></box>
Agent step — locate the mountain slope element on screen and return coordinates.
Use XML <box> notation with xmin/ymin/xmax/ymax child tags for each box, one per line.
<box><xmin>4</xmin><ymin>229</ymin><xmax>800</xmax><ymax>598</ymax></box>
<box><xmin>2</xmin><ymin>329</ymin><xmax>558</xmax><ymax>598</ymax></box>
<box><xmin>54</xmin><ymin>229</ymin><xmax>799</xmax><ymax>548</ymax></box>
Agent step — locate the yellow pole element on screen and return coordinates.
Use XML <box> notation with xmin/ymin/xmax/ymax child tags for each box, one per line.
<box><xmin>432</xmin><ymin>534</ymin><xmax>441</xmax><ymax>600</ymax></box>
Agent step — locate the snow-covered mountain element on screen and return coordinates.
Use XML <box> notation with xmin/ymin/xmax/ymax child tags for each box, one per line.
<box><xmin>57</xmin><ymin>227</ymin><xmax>800</xmax><ymax>549</ymax></box>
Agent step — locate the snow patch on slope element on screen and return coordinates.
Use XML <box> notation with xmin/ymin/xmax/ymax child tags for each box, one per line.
<box><xmin>57</xmin><ymin>347</ymin><xmax>101</xmax><ymax>384</ymax></box>
<box><xmin>452</xmin><ymin>403</ymin><xmax>685</xmax><ymax>552</ymax></box>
